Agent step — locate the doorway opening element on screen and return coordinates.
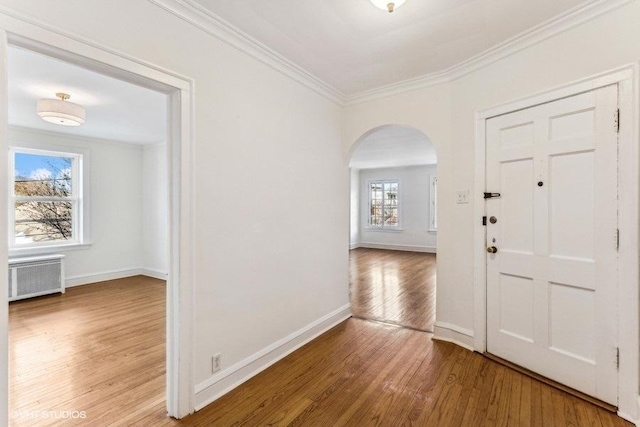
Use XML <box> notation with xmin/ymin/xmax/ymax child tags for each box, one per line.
<box><xmin>348</xmin><ymin>125</ymin><xmax>437</xmax><ymax>332</ymax></box>
<box><xmin>0</xmin><ymin>29</ymin><xmax>194</xmax><ymax>422</ymax></box>
<box><xmin>6</xmin><ymin>42</ymin><xmax>171</xmax><ymax>422</ymax></box>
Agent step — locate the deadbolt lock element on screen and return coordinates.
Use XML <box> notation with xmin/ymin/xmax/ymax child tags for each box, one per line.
<box><xmin>487</xmin><ymin>246</ymin><xmax>498</xmax><ymax>254</ymax></box>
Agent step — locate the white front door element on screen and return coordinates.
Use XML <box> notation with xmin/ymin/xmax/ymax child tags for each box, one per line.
<box><xmin>485</xmin><ymin>85</ymin><xmax>619</xmax><ymax>405</ymax></box>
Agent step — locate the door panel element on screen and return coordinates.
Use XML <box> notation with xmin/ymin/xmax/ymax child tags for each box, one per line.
<box><xmin>500</xmin><ymin>159</ymin><xmax>534</xmax><ymax>253</ymax></box>
<box><xmin>549</xmin><ymin>151</ymin><xmax>595</xmax><ymax>258</ymax></box>
<box><xmin>499</xmin><ymin>273</ymin><xmax>534</xmax><ymax>342</ymax></box>
<box><xmin>549</xmin><ymin>281</ymin><xmax>595</xmax><ymax>362</ymax></box>
<box><xmin>486</xmin><ymin>85</ymin><xmax>618</xmax><ymax>405</ymax></box>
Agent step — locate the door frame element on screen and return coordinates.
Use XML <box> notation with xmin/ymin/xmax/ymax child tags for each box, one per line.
<box><xmin>472</xmin><ymin>64</ymin><xmax>639</xmax><ymax>422</ymax></box>
<box><xmin>0</xmin><ymin>10</ymin><xmax>196</xmax><ymax>421</ymax></box>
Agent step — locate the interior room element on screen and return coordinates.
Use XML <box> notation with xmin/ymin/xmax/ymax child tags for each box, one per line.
<box><xmin>0</xmin><ymin>0</ymin><xmax>638</xmax><ymax>426</ymax></box>
<box><xmin>6</xmin><ymin>45</ymin><xmax>169</xmax><ymax>422</ymax></box>
<box><xmin>349</xmin><ymin>125</ymin><xmax>438</xmax><ymax>332</ymax></box>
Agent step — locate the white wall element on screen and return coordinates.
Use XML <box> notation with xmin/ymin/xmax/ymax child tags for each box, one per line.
<box><xmin>5</xmin><ymin>0</ymin><xmax>637</xmax><ymax>420</ymax></box>
<box><xmin>8</xmin><ymin>127</ymin><xmax>144</xmax><ymax>283</ymax></box>
<box><xmin>142</xmin><ymin>144</ymin><xmax>168</xmax><ymax>277</ymax></box>
<box><xmin>356</xmin><ymin>165</ymin><xmax>437</xmax><ymax>252</ymax></box>
<box><xmin>344</xmin><ymin>1</ymin><xmax>640</xmax><ymax>420</ymax></box>
<box><xmin>346</xmin><ymin>0</ymin><xmax>640</xmax><ymax>341</ymax></box>
<box><xmin>349</xmin><ymin>168</ymin><xmax>359</xmax><ymax>247</ymax></box>
<box><xmin>0</xmin><ymin>0</ymin><xmax>349</xmax><ymax>407</ymax></box>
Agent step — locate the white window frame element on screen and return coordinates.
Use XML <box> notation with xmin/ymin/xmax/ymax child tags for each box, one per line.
<box><xmin>9</xmin><ymin>145</ymin><xmax>91</xmax><ymax>256</ymax></box>
<box><xmin>366</xmin><ymin>179</ymin><xmax>402</xmax><ymax>231</ymax></box>
<box><xmin>429</xmin><ymin>175</ymin><xmax>437</xmax><ymax>232</ymax></box>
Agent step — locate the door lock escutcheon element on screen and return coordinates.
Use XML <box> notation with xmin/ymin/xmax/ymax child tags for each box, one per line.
<box><xmin>489</xmin><ymin>216</ymin><xmax>497</xmax><ymax>224</ymax></box>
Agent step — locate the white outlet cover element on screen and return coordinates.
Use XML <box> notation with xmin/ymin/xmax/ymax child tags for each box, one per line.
<box><xmin>212</xmin><ymin>354</ymin><xmax>221</xmax><ymax>373</ymax></box>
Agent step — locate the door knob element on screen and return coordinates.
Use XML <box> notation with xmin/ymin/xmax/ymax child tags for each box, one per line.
<box><xmin>487</xmin><ymin>246</ymin><xmax>498</xmax><ymax>254</ymax></box>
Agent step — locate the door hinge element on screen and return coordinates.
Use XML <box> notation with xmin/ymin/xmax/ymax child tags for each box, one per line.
<box><xmin>616</xmin><ymin>228</ymin><xmax>620</xmax><ymax>251</ymax></box>
<box><xmin>615</xmin><ymin>108</ymin><xmax>620</xmax><ymax>133</ymax></box>
<box><xmin>616</xmin><ymin>347</ymin><xmax>619</xmax><ymax>370</ymax></box>
<box><xmin>482</xmin><ymin>216</ymin><xmax>487</xmax><ymax>226</ymax></box>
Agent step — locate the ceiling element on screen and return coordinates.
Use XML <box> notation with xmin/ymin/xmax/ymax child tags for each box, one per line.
<box><xmin>350</xmin><ymin>126</ymin><xmax>436</xmax><ymax>169</ymax></box>
<box><xmin>191</xmin><ymin>0</ymin><xmax>588</xmax><ymax>95</ymax></box>
<box><xmin>8</xmin><ymin>46</ymin><xmax>167</xmax><ymax>145</ymax></box>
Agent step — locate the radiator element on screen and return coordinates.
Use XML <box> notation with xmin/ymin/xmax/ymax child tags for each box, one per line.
<box><xmin>8</xmin><ymin>254</ymin><xmax>65</xmax><ymax>301</ymax></box>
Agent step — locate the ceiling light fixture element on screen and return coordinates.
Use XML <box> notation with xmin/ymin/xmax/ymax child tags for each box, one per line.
<box><xmin>37</xmin><ymin>92</ymin><xmax>86</xmax><ymax>127</ymax></box>
<box><xmin>370</xmin><ymin>0</ymin><xmax>406</xmax><ymax>13</ymax></box>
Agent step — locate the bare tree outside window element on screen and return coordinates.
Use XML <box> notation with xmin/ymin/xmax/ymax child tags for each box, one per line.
<box><xmin>13</xmin><ymin>153</ymin><xmax>76</xmax><ymax>244</ymax></box>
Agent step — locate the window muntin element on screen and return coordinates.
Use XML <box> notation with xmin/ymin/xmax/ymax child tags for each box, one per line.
<box><xmin>369</xmin><ymin>180</ymin><xmax>399</xmax><ymax>228</ymax></box>
<box><xmin>10</xmin><ymin>148</ymin><xmax>82</xmax><ymax>247</ymax></box>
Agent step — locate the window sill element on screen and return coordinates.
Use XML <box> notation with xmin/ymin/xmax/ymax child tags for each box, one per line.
<box><xmin>9</xmin><ymin>242</ymin><xmax>92</xmax><ymax>257</ymax></box>
<box><xmin>364</xmin><ymin>227</ymin><xmax>403</xmax><ymax>233</ymax></box>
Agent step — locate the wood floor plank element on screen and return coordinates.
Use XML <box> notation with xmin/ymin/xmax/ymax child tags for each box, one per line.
<box><xmin>333</xmin><ymin>332</ymin><xmax>426</xmax><ymax>426</ymax></box>
<box><xmin>9</xmin><ymin>274</ymin><xmax>633</xmax><ymax>426</ymax></box>
<box><xmin>286</xmin><ymin>327</ymin><xmax>414</xmax><ymax>426</ymax></box>
<box><xmin>350</xmin><ymin>248</ymin><xmax>436</xmax><ymax>332</ymax></box>
<box><xmin>518</xmin><ymin>375</ymin><xmax>532</xmax><ymax>427</ymax></box>
<box><xmin>213</xmin><ymin>321</ymin><xmax>392</xmax><ymax>426</ymax></box>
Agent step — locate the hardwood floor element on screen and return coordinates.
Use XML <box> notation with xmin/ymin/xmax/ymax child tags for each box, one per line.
<box><xmin>185</xmin><ymin>320</ymin><xmax>629</xmax><ymax>427</ymax></box>
<box><xmin>9</xmin><ymin>276</ymin><xmax>167</xmax><ymax>426</ymax></box>
<box><xmin>9</xmin><ymin>275</ymin><xmax>631</xmax><ymax>426</ymax></box>
<box><xmin>350</xmin><ymin>248</ymin><xmax>436</xmax><ymax>332</ymax></box>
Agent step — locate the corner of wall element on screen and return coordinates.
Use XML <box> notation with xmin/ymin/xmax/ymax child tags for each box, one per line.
<box><xmin>194</xmin><ymin>304</ymin><xmax>352</xmax><ymax>411</ymax></box>
<box><xmin>432</xmin><ymin>321</ymin><xmax>475</xmax><ymax>352</ymax></box>
<box><xmin>617</xmin><ymin>397</ymin><xmax>640</xmax><ymax>426</ymax></box>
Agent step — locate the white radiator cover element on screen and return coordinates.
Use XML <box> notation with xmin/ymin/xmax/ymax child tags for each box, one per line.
<box><xmin>8</xmin><ymin>254</ymin><xmax>65</xmax><ymax>301</ymax></box>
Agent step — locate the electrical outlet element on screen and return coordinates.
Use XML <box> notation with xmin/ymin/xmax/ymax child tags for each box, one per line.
<box><xmin>212</xmin><ymin>353</ymin><xmax>221</xmax><ymax>373</ymax></box>
<box><xmin>456</xmin><ymin>190</ymin><xmax>470</xmax><ymax>204</ymax></box>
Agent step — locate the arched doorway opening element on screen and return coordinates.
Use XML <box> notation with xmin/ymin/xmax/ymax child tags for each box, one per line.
<box><xmin>348</xmin><ymin>125</ymin><xmax>437</xmax><ymax>332</ymax></box>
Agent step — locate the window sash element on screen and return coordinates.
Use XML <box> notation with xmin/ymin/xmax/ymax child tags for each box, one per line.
<box><xmin>13</xmin><ymin>200</ymin><xmax>78</xmax><ymax>243</ymax></box>
<box><xmin>369</xmin><ymin>180</ymin><xmax>400</xmax><ymax>228</ymax></box>
<box><xmin>9</xmin><ymin>148</ymin><xmax>83</xmax><ymax>248</ymax></box>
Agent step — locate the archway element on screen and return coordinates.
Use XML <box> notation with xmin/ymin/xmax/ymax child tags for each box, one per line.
<box><xmin>348</xmin><ymin>125</ymin><xmax>438</xmax><ymax>332</ymax></box>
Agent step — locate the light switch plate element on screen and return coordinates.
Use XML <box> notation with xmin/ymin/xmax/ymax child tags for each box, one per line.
<box><xmin>456</xmin><ymin>190</ymin><xmax>470</xmax><ymax>204</ymax></box>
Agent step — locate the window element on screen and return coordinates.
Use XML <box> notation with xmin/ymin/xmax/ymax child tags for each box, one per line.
<box><xmin>429</xmin><ymin>175</ymin><xmax>437</xmax><ymax>231</ymax></box>
<box><xmin>368</xmin><ymin>180</ymin><xmax>400</xmax><ymax>228</ymax></box>
<box><xmin>10</xmin><ymin>147</ymin><xmax>85</xmax><ymax>249</ymax></box>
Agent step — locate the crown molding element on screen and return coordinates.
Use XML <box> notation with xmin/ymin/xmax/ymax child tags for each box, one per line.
<box><xmin>0</xmin><ymin>5</ymin><xmax>193</xmax><ymax>92</ymax></box>
<box><xmin>345</xmin><ymin>0</ymin><xmax>634</xmax><ymax>105</ymax></box>
<box><xmin>148</xmin><ymin>0</ymin><xmax>347</xmax><ymax>105</ymax></box>
<box><xmin>147</xmin><ymin>0</ymin><xmax>632</xmax><ymax>106</ymax></box>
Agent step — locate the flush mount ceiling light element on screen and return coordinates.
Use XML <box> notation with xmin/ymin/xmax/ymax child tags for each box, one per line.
<box><xmin>37</xmin><ymin>92</ymin><xmax>86</xmax><ymax>127</ymax></box>
<box><xmin>370</xmin><ymin>0</ymin><xmax>406</xmax><ymax>13</ymax></box>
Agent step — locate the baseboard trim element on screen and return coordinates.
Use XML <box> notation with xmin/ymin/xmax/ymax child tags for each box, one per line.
<box><xmin>432</xmin><ymin>321</ymin><xmax>475</xmax><ymax>351</ymax></box>
<box><xmin>357</xmin><ymin>243</ymin><xmax>436</xmax><ymax>253</ymax></box>
<box><xmin>66</xmin><ymin>268</ymin><xmax>144</xmax><ymax>287</ymax></box>
<box><xmin>194</xmin><ymin>304</ymin><xmax>352</xmax><ymax>411</ymax></box>
<box><xmin>618</xmin><ymin>411</ymin><xmax>638</xmax><ymax>426</ymax></box>
<box><xmin>349</xmin><ymin>243</ymin><xmax>360</xmax><ymax>250</ymax></box>
<box><xmin>140</xmin><ymin>267</ymin><xmax>168</xmax><ymax>280</ymax></box>
<box><xmin>66</xmin><ymin>267</ymin><xmax>168</xmax><ymax>287</ymax></box>
<box><xmin>617</xmin><ymin>396</ymin><xmax>640</xmax><ymax>425</ymax></box>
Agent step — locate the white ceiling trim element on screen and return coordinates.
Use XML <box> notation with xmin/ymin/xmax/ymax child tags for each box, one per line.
<box><xmin>148</xmin><ymin>0</ymin><xmax>346</xmax><ymax>104</ymax></box>
<box><xmin>0</xmin><ymin>5</ymin><xmax>193</xmax><ymax>92</ymax></box>
<box><xmin>346</xmin><ymin>0</ymin><xmax>634</xmax><ymax>104</ymax></box>
<box><xmin>148</xmin><ymin>0</ymin><xmax>632</xmax><ymax>107</ymax></box>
